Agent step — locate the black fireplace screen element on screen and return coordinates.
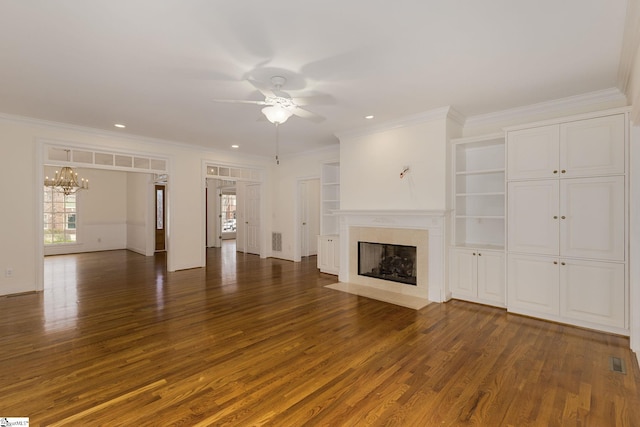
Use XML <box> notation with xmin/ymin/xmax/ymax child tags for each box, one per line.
<box><xmin>358</xmin><ymin>241</ymin><xmax>417</xmax><ymax>286</ymax></box>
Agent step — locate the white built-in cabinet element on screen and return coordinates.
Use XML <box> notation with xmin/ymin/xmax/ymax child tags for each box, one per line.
<box><xmin>506</xmin><ymin>110</ymin><xmax>628</xmax><ymax>334</ymax></box>
<box><xmin>450</xmin><ymin>248</ymin><xmax>505</xmax><ymax>307</ymax></box>
<box><xmin>450</xmin><ymin>134</ymin><xmax>506</xmax><ymax>307</ymax></box>
<box><xmin>317</xmin><ymin>161</ymin><xmax>340</xmax><ymax>274</ymax></box>
<box><xmin>318</xmin><ymin>235</ymin><xmax>340</xmax><ymax>274</ymax></box>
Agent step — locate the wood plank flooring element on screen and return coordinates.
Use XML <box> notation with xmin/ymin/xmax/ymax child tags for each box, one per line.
<box><xmin>1</xmin><ymin>243</ymin><xmax>639</xmax><ymax>426</ymax></box>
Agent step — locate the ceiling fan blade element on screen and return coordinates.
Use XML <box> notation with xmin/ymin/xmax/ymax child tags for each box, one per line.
<box><xmin>247</xmin><ymin>78</ymin><xmax>276</xmax><ymax>98</ymax></box>
<box><xmin>291</xmin><ymin>106</ymin><xmax>325</xmax><ymax>123</ymax></box>
<box><xmin>291</xmin><ymin>94</ymin><xmax>335</xmax><ymax>106</ymax></box>
<box><xmin>211</xmin><ymin>99</ymin><xmax>268</xmax><ymax>105</ymax></box>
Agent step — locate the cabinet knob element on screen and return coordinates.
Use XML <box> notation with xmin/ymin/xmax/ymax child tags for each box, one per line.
<box><xmin>478</xmin><ymin>253</ymin><xmax>482</xmax><ymax>256</ymax></box>
<box><xmin>561</xmin><ymin>170</ymin><xmax>566</xmax><ymax>174</ymax></box>
<box><xmin>472</xmin><ymin>252</ymin><xmax>476</xmax><ymax>256</ymax></box>
<box><xmin>553</xmin><ymin>261</ymin><xmax>558</xmax><ymax>265</ymax></box>
<box><xmin>553</xmin><ymin>170</ymin><xmax>558</xmax><ymax>174</ymax></box>
<box><xmin>561</xmin><ymin>262</ymin><xmax>566</xmax><ymax>266</ymax></box>
<box><xmin>561</xmin><ymin>216</ymin><xmax>566</xmax><ymax>219</ymax></box>
<box><xmin>553</xmin><ymin>215</ymin><xmax>558</xmax><ymax>219</ymax></box>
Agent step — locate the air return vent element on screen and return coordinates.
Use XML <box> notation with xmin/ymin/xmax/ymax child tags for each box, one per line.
<box><xmin>609</xmin><ymin>356</ymin><xmax>627</xmax><ymax>374</ymax></box>
<box><xmin>272</xmin><ymin>232</ymin><xmax>282</xmax><ymax>252</ymax></box>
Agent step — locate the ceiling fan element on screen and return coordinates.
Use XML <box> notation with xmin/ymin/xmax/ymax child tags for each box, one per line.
<box><xmin>213</xmin><ymin>76</ymin><xmax>325</xmax><ymax>124</ymax></box>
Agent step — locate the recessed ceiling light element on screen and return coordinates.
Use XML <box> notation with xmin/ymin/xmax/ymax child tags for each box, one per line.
<box><xmin>231</xmin><ymin>145</ymin><xmax>239</xmax><ymax>149</ymax></box>
<box><xmin>365</xmin><ymin>115</ymin><xmax>374</xmax><ymax>120</ymax></box>
<box><xmin>114</xmin><ymin>123</ymin><xmax>126</xmax><ymax>128</ymax></box>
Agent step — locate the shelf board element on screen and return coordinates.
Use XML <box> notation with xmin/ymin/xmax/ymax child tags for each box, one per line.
<box><xmin>452</xmin><ymin>243</ymin><xmax>505</xmax><ymax>251</ymax></box>
<box><xmin>455</xmin><ymin>168</ymin><xmax>505</xmax><ymax>176</ymax></box>
<box><xmin>456</xmin><ymin>192</ymin><xmax>505</xmax><ymax>197</ymax></box>
<box><xmin>455</xmin><ymin>215</ymin><xmax>505</xmax><ymax>220</ymax></box>
<box><xmin>323</xmin><ymin>182</ymin><xmax>340</xmax><ymax>186</ymax></box>
<box><xmin>323</xmin><ymin>199</ymin><xmax>340</xmax><ymax>203</ymax></box>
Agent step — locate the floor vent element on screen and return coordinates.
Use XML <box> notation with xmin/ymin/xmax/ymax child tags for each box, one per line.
<box><xmin>272</xmin><ymin>232</ymin><xmax>282</xmax><ymax>252</ymax></box>
<box><xmin>609</xmin><ymin>356</ymin><xmax>627</xmax><ymax>374</ymax></box>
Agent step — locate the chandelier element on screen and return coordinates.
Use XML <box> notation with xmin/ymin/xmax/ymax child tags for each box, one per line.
<box><xmin>44</xmin><ymin>150</ymin><xmax>89</xmax><ymax>195</ymax></box>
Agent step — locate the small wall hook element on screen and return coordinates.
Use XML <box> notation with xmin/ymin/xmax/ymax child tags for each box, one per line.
<box><xmin>400</xmin><ymin>166</ymin><xmax>410</xmax><ymax>179</ymax></box>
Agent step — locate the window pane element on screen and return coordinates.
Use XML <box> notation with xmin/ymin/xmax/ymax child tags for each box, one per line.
<box><xmin>44</xmin><ymin>186</ymin><xmax>80</xmax><ymax>245</ymax></box>
<box><xmin>156</xmin><ymin>189</ymin><xmax>163</xmax><ymax>230</ymax></box>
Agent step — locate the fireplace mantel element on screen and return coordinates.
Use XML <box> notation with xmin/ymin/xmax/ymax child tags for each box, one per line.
<box><xmin>335</xmin><ymin>209</ymin><xmax>448</xmax><ymax>303</ymax></box>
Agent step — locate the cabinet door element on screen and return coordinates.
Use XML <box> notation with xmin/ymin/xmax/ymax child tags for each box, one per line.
<box><xmin>477</xmin><ymin>250</ymin><xmax>505</xmax><ymax>305</ymax></box>
<box><xmin>450</xmin><ymin>248</ymin><xmax>477</xmax><ymax>298</ymax></box>
<box><xmin>560</xmin><ymin>259</ymin><xmax>625</xmax><ymax>328</ymax></box>
<box><xmin>507</xmin><ymin>125</ymin><xmax>559</xmax><ymax>180</ymax></box>
<box><xmin>507</xmin><ymin>180</ymin><xmax>559</xmax><ymax>255</ymax></box>
<box><xmin>331</xmin><ymin>236</ymin><xmax>340</xmax><ymax>271</ymax></box>
<box><xmin>507</xmin><ymin>254</ymin><xmax>559</xmax><ymax>315</ymax></box>
<box><xmin>560</xmin><ymin>176</ymin><xmax>625</xmax><ymax>261</ymax></box>
<box><xmin>560</xmin><ymin>114</ymin><xmax>625</xmax><ymax>177</ymax></box>
<box><xmin>317</xmin><ymin>236</ymin><xmax>329</xmax><ymax>269</ymax></box>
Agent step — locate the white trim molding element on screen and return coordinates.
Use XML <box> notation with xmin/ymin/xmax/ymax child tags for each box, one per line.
<box><xmin>336</xmin><ymin>209</ymin><xmax>448</xmax><ymax>303</ymax></box>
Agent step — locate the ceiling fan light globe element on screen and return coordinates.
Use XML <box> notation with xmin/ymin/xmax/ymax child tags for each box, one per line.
<box><xmin>262</xmin><ymin>106</ymin><xmax>292</xmax><ymax>124</ymax></box>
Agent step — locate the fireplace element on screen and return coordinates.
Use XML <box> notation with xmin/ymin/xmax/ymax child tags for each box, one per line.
<box><xmin>358</xmin><ymin>242</ymin><xmax>417</xmax><ymax>285</ymax></box>
<box><xmin>333</xmin><ymin>210</ymin><xmax>447</xmax><ymax>304</ymax></box>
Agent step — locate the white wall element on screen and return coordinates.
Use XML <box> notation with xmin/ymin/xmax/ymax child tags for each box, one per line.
<box><xmin>0</xmin><ymin>117</ymin><xmax>271</xmax><ymax>296</ymax></box>
<box><xmin>340</xmin><ymin>118</ymin><xmax>449</xmax><ymax>211</ymax></box>
<box><xmin>44</xmin><ymin>167</ymin><xmax>128</xmax><ymax>255</ymax></box>
<box><xmin>269</xmin><ymin>146</ymin><xmax>339</xmax><ymax>261</ymax></box>
<box><xmin>126</xmin><ymin>172</ymin><xmax>154</xmax><ymax>256</ymax></box>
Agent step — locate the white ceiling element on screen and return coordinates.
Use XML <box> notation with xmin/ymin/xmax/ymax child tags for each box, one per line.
<box><xmin>0</xmin><ymin>0</ymin><xmax>630</xmax><ymax>157</ymax></box>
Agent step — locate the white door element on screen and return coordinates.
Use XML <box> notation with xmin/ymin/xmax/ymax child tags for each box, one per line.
<box><xmin>560</xmin><ymin>114</ymin><xmax>625</xmax><ymax>178</ymax></box>
<box><xmin>507</xmin><ymin>180</ymin><xmax>559</xmax><ymax>255</ymax></box>
<box><xmin>300</xmin><ymin>181</ymin><xmax>309</xmax><ymax>257</ymax></box>
<box><xmin>477</xmin><ymin>250</ymin><xmax>505</xmax><ymax>305</ymax></box>
<box><xmin>507</xmin><ymin>125</ymin><xmax>559</xmax><ymax>180</ymax></box>
<box><xmin>245</xmin><ymin>184</ymin><xmax>261</xmax><ymax>255</ymax></box>
<box><xmin>560</xmin><ymin>258</ymin><xmax>625</xmax><ymax>328</ymax></box>
<box><xmin>298</xmin><ymin>179</ymin><xmax>320</xmax><ymax>260</ymax></box>
<box><xmin>560</xmin><ymin>176</ymin><xmax>625</xmax><ymax>261</ymax></box>
<box><xmin>507</xmin><ymin>253</ymin><xmax>560</xmax><ymax>316</ymax></box>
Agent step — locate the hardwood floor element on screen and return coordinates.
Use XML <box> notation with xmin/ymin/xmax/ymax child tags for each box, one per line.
<box><xmin>1</xmin><ymin>243</ymin><xmax>639</xmax><ymax>426</ymax></box>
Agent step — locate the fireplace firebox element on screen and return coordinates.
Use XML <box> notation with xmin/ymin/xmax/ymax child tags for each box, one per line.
<box><xmin>358</xmin><ymin>241</ymin><xmax>417</xmax><ymax>286</ymax></box>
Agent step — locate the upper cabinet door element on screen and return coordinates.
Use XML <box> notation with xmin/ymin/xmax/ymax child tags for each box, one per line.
<box><xmin>559</xmin><ymin>176</ymin><xmax>625</xmax><ymax>261</ymax></box>
<box><xmin>560</xmin><ymin>114</ymin><xmax>625</xmax><ymax>178</ymax></box>
<box><xmin>507</xmin><ymin>180</ymin><xmax>559</xmax><ymax>255</ymax></box>
<box><xmin>507</xmin><ymin>125</ymin><xmax>560</xmax><ymax>180</ymax></box>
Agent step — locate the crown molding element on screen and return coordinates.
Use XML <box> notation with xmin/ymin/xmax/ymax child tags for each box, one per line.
<box><xmin>335</xmin><ymin>106</ymin><xmax>461</xmax><ymax>141</ymax></box>
<box><xmin>464</xmin><ymin>88</ymin><xmax>627</xmax><ymax>130</ymax></box>
<box><xmin>618</xmin><ymin>0</ymin><xmax>640</xmax><ymax>96</ymax></box>
<box><xmin>0</xmin><ymin>111</ymin><xmax>271</xmax><ymax>162</ymax></box>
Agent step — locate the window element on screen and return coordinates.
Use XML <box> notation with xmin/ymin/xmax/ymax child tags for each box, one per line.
<box><xmin>44</xmin><ymin>186</ymin><xmax>78</xmax><ymax>244</ymax></box>
<box><xmin>221</xmin><ymin>193</ymin><xmax>236</xmax><ymax>232</ymax></box>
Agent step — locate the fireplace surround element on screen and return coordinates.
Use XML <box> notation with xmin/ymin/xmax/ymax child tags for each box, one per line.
<box><xmin>335</xmin><ymin>210</ymin><xmax>447</xmax><ymax>304</ymax></box>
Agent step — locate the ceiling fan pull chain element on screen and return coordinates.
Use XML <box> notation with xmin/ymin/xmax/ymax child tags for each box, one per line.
<box><xmin>275</xmin><ymin>123</ymin><xmax>280</xmax><ymax>165</ymax></box>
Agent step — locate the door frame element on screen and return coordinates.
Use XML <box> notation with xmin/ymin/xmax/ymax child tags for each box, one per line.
<box><xmin>36</xmin><ymin>140</ymin><xmax>172</xmax><ymax>291</ymax></box>
<box><xmin>201</xmin><ymin>161</ymin><xmax>265</xmax><ymax>264</ymax></box>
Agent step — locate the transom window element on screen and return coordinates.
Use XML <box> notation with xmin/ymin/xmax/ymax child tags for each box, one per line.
<box><xmin>43</xmin><ymin>186</ymin><xmax>77</xmax><ymax>244</ymax></box>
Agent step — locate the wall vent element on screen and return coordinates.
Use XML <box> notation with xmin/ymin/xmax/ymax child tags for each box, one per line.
<box><xmin>609</xmin><ymin>356</ymin><xmax>627</xmax><ymax>374</ymax></box>
<box><xmin>272</xmin><ymin>232</ymin><xmax>282</xmax><ymax>252</ymax></box>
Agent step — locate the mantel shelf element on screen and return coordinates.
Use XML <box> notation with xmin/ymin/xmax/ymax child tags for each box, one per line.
<box><xmin>456</xmin><ymin>168</ymin><xmax>505</xmax><ymax>176</ymax></box>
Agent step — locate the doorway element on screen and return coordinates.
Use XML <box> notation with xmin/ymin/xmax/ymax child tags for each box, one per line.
<box><xmin>155</xmin><ymin>185</ymin><xmax>166</xmax><ymax>251</ymax></box>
